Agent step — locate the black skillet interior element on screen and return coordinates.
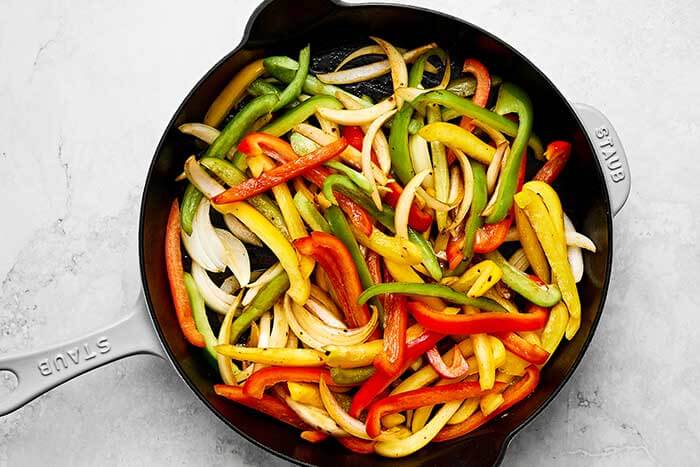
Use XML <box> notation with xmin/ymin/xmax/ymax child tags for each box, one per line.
<box><xmin>140</xmin><ymin>0</ymin><xmax>612</xmax><ymax>465</ymax></box>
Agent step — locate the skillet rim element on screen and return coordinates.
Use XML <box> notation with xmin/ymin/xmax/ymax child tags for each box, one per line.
<box><xmin>138</xmin><ymin>0</ymin><xmax>614</xmax><ymax>464</ymax></box>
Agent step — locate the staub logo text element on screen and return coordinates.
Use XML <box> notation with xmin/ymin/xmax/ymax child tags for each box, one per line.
<box><xmin>37</xmin><ymin>337</ymin><xmax>111</xmax><ymax>376</ymax></box>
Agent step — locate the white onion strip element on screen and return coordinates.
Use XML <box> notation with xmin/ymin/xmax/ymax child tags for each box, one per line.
<box><xmin>565</xmin><ymin>231</ymin><xmax>597</xmax><ymax>252</ymax></box>
<box><xmin>269</xmin><ymin>301</ymin><xmax>290</xmax><ymax>348</ymax></box>
<box><xmin>363</xmin><ymin>109</ymin><xmax>397</xmax><ymax>209</ymax></box>
<box><xmin>284</xmin><ymin>294</ymin><xmax>326</xmax><ymax>350</ymax></box>
<box><xmin>371</xmin><ymin>37</ymin><xmax>408</xmax><ymax>108</ymax></box>
<box><xmin>185</xmin><ymin>156</ymin><xmax>225</xmax><ymax>199</ymax></box>
<box><xmin>409</xmin><ymin>132</ymin><xmax>434</xmax><ymax>190</ymax></box>
<box><xmin>486</xmin><ymin>142</ymin><xmax>508</xmax><ymax>195</ymax></box>
<box><xmin>284</xmin><ymin>396</ymin><xmax>346</xmax><ymax>437</ymax></box>
<box><xmin>447</xmin><ymin>165</ymin><xmax>463</xmax><ymax>206</ymax></box>
<box><xmin>193</xmin><ymin>199</ymin><xmax>227</xmax><ymax>272</ymax></box>
<box><xmin>181</xmin><ymin>228</ymin><xmax>217</xmax><ymax>272</ymax></box>
<box><xmin>564</xmin><ymin>214</ymin><xmax>593</xmax><ymax>283</ymax></box>
<box><xmin>448</xmin><ymin>149</ymin><xmax>474</xmax><ymax>232</ymax></box>
<box><xmin>253</xmin><ymin>312</ymin><xmax>272</xmax><ymax>373</ymax></box>
<box><xmin>178</xmin><ymin>123</ymin><xmax>220</xmax><ymax>144</ymax></box>
<box><xmin>224</xmin><ymin>214</ymin><xmax>263</xmax><ymax>247</ymax></box>
<box><xmin>305</xmin><ymin>298</ymin><xmax>346</xmax><ymax>329</ymax></box>
<box><xmin>317</xmin><ymin>97</ymin><xmax>396</xmax><ymax>126</ymax></box>
<box><xmin>292</xmin><ymin>301</ymin><xmax>378</xmax><ymax>347</ymax></box>
<box><xmin>309</xmin><ymin>286</ymin><xmax>344</xmax><ymax>320</ymax></box>
<box><xmin>317</xmin><ymin>43</ymin><xmax>437</xmax><ymax>84</ymax></box>
<box><xmin>191</xmin><ymin>261</ymin><xmax>235</xmax><ymax>314</ymax></box>
<box><xmin>217</xmin><ymin>292</ymin><xmax>243</xmax><ymax>385</ymax></box>
<box><xmin>396</xmin><ymin>169</ymin><xmax>431</xmax><ymax>239</ymax></box>
<box><xmin>216</xmin><ymin>228</ymin><xmax>251</xmax><ymax>287</ymax></box>
<box><xmin>333</xmin><ymin>45</ymin><xmax>419</xmax><ymax>72</ymax></box>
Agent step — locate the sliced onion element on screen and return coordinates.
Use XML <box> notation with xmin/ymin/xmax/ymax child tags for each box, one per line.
<box><xmin>242</xmin><ymin>286</ymin><xmax>261</xmax><ymax>307</ymax></box>
<box><xmin>408</xmin><ymin>133</ymin><xmax>434</xmax><ymax>189</ymax></box>
<box><xmin>565</xmin><ymin>231</ymin><xmax>597</xmax><ymax>252</ymax></box>
<box><xmin>193</xmin><ymin>199</ymin><xmax>226</xmax><ymax>272</ymax></box>
<box><xmin>448</xmin><ymin>149</ymin><xmax>474</xmax><ymax>232</ymax></box>
<box><xmin>220</xmin><ymin>276</ymin><xmax>240</xmax><ymax>294</ymax></box>
<box><xmin>415</xmin><ymin>186</ymin><xmax>451</xmax><ymax>211</ymax></box>
<box><xmin>253</xmin><ymin>312</ymin><xmax>272</xmax><ymax>373</ymax></box>
<box><xmin>426</xmin><ymin>346</ymin><xmax>470</xmax><ymax>379</ymax></box>
<box><xmin>184</xmin><ymin>156</ymin><xmax>225</xmax><ymax>199</ymax></box>
<box><xmin>284</xmin><ymin>294</ymin><xmax>326</xmax><ymax>350</ymax></box>
<box><xmin>395</xmin><ymin>87</ymin><xmax>430</xmax><ymax>103</ymax></box>
<box><xmin>191</xmin><ymin>261</ymin><xmax>235</xmax><ymax>314</ymax></box>
<box><xmin>317</xmin><ymin>43</ymin><xmax>437</xmax><ymax>84</ymax></box>
<box><xmin>181</xmin><ymin>228</ymin><xmax>217</xmax><ymax>272</ymax></box>
<box><xmin>333</xmin><ymin>45</ymin><xmax>414</xmax><ymax>72</ymax></box>
<box><xmin>305</xmin><ymin>298</ymin><xmax>347</xmax><ymax>329</ymax></box>
<box><xmin>248</xmin><ymin>263</ymin><xmax>284</xmax><ymax>288</ymax></box>
<box><xmin>216</xmin><ymin>228</ymin><xmax>251</xmax><ymax>287</ymax></box>
<box><xmin>317</xmin><ymin>97</ymin><xmax>396</xmax><ymax>126</ymax></box>
<box><xmin>309</xmin><ymin>286</ymin><xmax>344</xmax><ymax>320</ymax></box>
<box><xmin>371</xmin><ymin>37</ymin><xmax>408</xmax><ymax>108</ymax></box>
<box><xmin>486</xmin><ymin>142</ymin><xmax>508</xmax><ymax>195</ymax></box>
<box><xmin>178</xmin><ymin>123</ymin><xmax>220</xmax><ymax>144</ymax></box>
<box><xmin>284</xmin><ymin>396</ymin><xmax>346</xmax><ymax>437</ymax></box>
<box><xmin>269</xmin><ymin>301</ymin><xmax>290</xmax><ymax>348</ymax></box>
<box><xmin>335</xmin><ymin>93</ymin><xmax>392</xmax><ymax>175</ymax></box>
<box><xmin>508</xmin><ymin>248</ymin><xmax>530</xmax><ymax>272</ymax></box>
<box><xmin>447</xmin><ymin>165</ymin><xmax>463</xmax><ymax>206</ymax></box>
<box><xmin>564</xmin><ymin>214</ymin><xmax>591</xmax><ymax>282</ymax></box>
<box><xmin>316</xmin><ymin>111</ymin><xmax>340</xmax><ymax>138</ymax></box>
<box><xmin>363</xmin><ymin>109</ymin><xmax>397</xmax><ymax>209</ymax></box>
<box><xmin>217</xmin><ymin>292</ymin><xmax>243</xmax><ymax>385</ymax></box>
<box><xmin>396</xmin><ymin>169</ymin><xmax>432</xmax><ymax>239</ymax></box>
<box><xmin>481</xmin><ymin>148</ymin><xmax>509</xmax><ymax>218</ymax></box>
<box><xmin>292</xmin><ymin>300</ymin><xmax>378</xmax><ymax>347</ymax></box>
<box><xmin>224</xmin><ymin>214</ymin><xmax>262</xmax><ymax>247</ymax></box>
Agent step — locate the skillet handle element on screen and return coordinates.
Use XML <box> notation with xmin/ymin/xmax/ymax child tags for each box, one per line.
<box><xmin>0</xmin><ymin>293</ymin><xmax>164</xmax><ymax>417</ymax></box>
<box><xmin>573</xmin><ymin>103</ymin><xmax>631</xmax><ymax>217</ymax></box>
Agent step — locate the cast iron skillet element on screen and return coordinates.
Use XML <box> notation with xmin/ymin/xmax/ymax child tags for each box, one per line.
<box><xmin>0</xmin><ymin>0</ymin><xmax>631</xmax><ymax>465</ymax></box>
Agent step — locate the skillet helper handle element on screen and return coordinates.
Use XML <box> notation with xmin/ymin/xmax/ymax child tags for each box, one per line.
<box><xmin>0</xmin><ymin>293</ymin><xmax>163</xmax><ymax>416</ymax></box>
<box><xmin>574</xmin><ymin>103</ymin><xmax>631</xmax><ymax>217</ymax></box>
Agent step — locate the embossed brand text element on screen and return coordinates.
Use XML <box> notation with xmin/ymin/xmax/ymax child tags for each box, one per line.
<box><xmin>37</xmin><ymin>336</ymin><xmax>111</xmax><ymax>376</ymax></box>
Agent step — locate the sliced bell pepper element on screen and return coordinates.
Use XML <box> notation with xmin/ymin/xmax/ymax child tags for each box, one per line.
<box><xmin>471</xmin><ymin>333</ymin><xmax>495</xmax><ymax>390</ymax></box>
<box><xmin>485</xmin><ymin>251</ymin><xmax>561</xmax><ymax>307</ymax></box>
<box><xmin>213</xmin><ymin>138</ymin><xmax>348</xmax><ymax>203</ymax></box>
<box><xmin>349</xmin><ymin>329</ymin><xmax>444</xmax><ymax>417</ymax></box>
<box><xmin>366</xmin><ymin>249</ymin><xmax>383</xmax><ymax>286</ymax></box>
<box><xmin>426</xmin><ymin>345</ymin><xmax>470</xmax><ymax>379</ymax></box>
<box><xmin>434</xmin><ymin>365</ymin><xmax>540</xmax><ymax>442</ymax></box>
<box><xmin>164</xmin><ymin>200</ymin><xmax>205</xmax><ymax>347</ymax></box>
<box><xmin>294</xmin><ymin>191</ymin><xmax>330</xmax><ymax>232</ymax></box>
<box><xmin>365</xmin><ymin>380</ymin><xmax>505</xmax><ymax>438</ymax></box>
<box><xmin>204</xmin><ymin>58</ymin><xmax>266</xmax><ymax>128</ymax></box>
<box><xmin>343</xmin><ymin>125</ymin><xmax>379</xmax><ymax>166</ymax></box>
<box><xmin>458</xmin><ymin>58</ymin><xmax>492</xmax><ymax>133</ymax></box>
<box><xmin>300</xmin><ymin>431</ymin><xmax>329</xmax><ymax>443</ymax></box>
<box><xmin>288</xmin><ymin>382</ymin><xmax>325</xmax><ymax>409</ymax></box>
<box><xmin>427</xmin><ymin>103</ymin><xmax>450</xmax><ymax>230</ymax></box>
<box><xmin>388</xmin><ymin>104</ymin><xmax>416</xmax><ymax>185</ymax></box>
<box><xmin>514</xmin><ymin>204</ymin><xmax>550</xmax><ymax>283</ymax></box>
<box><xmin>418</xmin><ymin>122</ymin><xmax>496</xmax><ymax>165</ymax></box>
<box><xmin>294</xmin><ymin>232</ymin><xmax>371</xmax><ymax>328</ymax></box>
<box><xmin>261</xmin><ymin>95</ymin><xmax>343</xmax><ymax>137</ymax></box>
<box><xmin>324</xmin><ymin>174</ymin><xmax>395</xmax><ymax>231</ymax></box>
<box><xmin>514</xmin><ymin>190</ymin><xmax>581</xmax><ymax>338</ymax></box>
<box><xmin>384</xmin><ymin>182</ymin><xmax>433</xmax><ymax>232</ymax></box>
<box><xmin>495</xmin><ymin>332</ymin><xmax>549</xmax><ymax>365</ymax></box>
<box><xmin>243</xmin><ymin>366</ymin><xmax>337</xmax><ymax>399</ymax></box>
<box><xmin>408</xmin><ymin>228</ymin><xmax>442</xmax><ymax>281</ymax></box>
<box><xmin>358</xmin><ymin>283</ymin><xmax>505</xmax><ymax>312</ymax></box>
<box><xmin>352</xmin><ymin>227</ymin><xmax>422</xmax><ymax>266</ymax></box>
<box><xmin>215</xmin><ymin>345</ymin><xmax>324</xmax><ymax>367</ymax></box>
<box><xmin>522</xmin><ymin>180</ymin><xmax>566</xmax><ymax>243</ymax></box>
<box><xmin>448</xmin><ymin>260</ymin><xmax>503</xmax><ymax>298</ymax></box>
<box><xmin>408</xmin><ymin>301</ymin><xmax>548</xmax><ymax>335</ymax></box>
<box><xmin>336</xmin><ymin>436</ymin><xmax>377</xmax><ymax>454</ymax></box>
<box><xmin>331</xmin><ymin>366</ymin><xmax>376</xmax><ymax>385</ymax></box>
<box><xmin>247</xmin><ymin>78</ymin><xmax>281</xmax><ymax>98</ymax></box>
<box><xmin>214</xmin><ymin>384</ymin><xmax>309</xmax><ymax>430</ymax></box>
<box><xmin>534</xmin><ymin>140</ymin><xmax>572</xmax><ymax>183</ymax></box>
<box><xmin>323</xmin><ymin>340</ymin><xmax>385</xmax><ymax>369</ymax></box>
<box><xmin>272</xmin><ymin>45</ymin><xmax>310</xmax><ymax>111</ymax></box>
<box><xmin>541</xmin><ymin>302</ymin><xmax>569</xmax><ymax>355</ymax></box>
<box><xmin>373</xmin><ymin>286</ymin><xmax>408</xmax><ymax>375</ymax></box>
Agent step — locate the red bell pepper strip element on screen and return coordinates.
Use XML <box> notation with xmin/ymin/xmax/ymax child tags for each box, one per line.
<box><xmin>243</xmin><ymin>366</ymin><xmax>337</xmax><ymax>399</ymax></box>
<box><xmin>384</xmin><ymin>182</ymin><xmax>433</xmax><ymax>232</ymax></box>
<box><xmin>342</xmin><ymin>125</ymin><xmax>379</xmax><ymax>166</ymax></box>
<box><xmin>495</xmin><ymin>332</ymin><xmax>549</xmax><ymax>365</ymax></box>
<box><xmin>213</xmin><ymin>138</ymin><xmax>348</xmax><ymax>203</ymax></box>
<box><xmin>533</xmin><ymin>140</ymin><xmax>572</xmax><ymax>183</ymax></box>
<box><xmin>294</xmin><ymin>232</ymin><xmax>371</xmax><ymax>328</ymax></box>
<box><xmin>336</xmin><ymin>193</ymin><xmax>373</xmax><ymax>236</ymax></box>
<box><xmin>366</xmin><ymin>249</ymin><xmax>383</xmax><ymax>286</ymax></box>
<box><xmin>426</xmin><ymin>345</ymin><xmax>470</xmax><ymax>379</ymax></box>
<box><xmin>472</xmin><ymin>151</ymin><xmax>527</xmax><ymax>254</ymax></box>
<box><xmin>350</xmin><ymin>329</ymin><xmax>444</xmax><ymax>417</ymax></box>
<box><xmin>214</xmin><ymin>384</ymin><xmax>309</xmax><ymax>430</ymax></box>
<box><xmin>337</xmin><ymin>436</ymin><xmax>377</xmax><ymax>454</ymax></box>
<box><xmin>301</xmin><ymin>431</ymin><xmax>329</xmax><ymax>443</ymax></box>
<box><xmin>434</xmin><ymin>365</ymin><xmax>540</xmax><ymax>442</ymax></box>
<box><xmin>446</xmin><ymin>232</ymin><xmax>465</xmax><ymax>271</ymax></box>
<box><xmin>373</xmin><ymin>276</ymin><xmax>408</xmax><ymax>375</ymax></box>
<box><xmin>365</xmin><ymin>380</ymin><xmax>505</xmax><ymax>438</ymax></box>
<box><xmin>165</xmin><ymin>200</ymin><xmax>206</xmax><ymax>348</ymax></box>
<box><xmin>408</xmin><ymin>301</ymin><xmax>548</xmax><ymax>335</ymax></box>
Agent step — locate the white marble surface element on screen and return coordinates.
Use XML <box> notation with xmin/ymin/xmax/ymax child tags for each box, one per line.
<box><xmin>0</xmin><ymin>0</ymin><xmax>697</xmax><ymax>465</ymax></box>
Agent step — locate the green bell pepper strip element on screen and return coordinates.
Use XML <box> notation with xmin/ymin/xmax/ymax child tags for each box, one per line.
<box><xmin>408</xmin><ymin>48</ymin><xmax>449</xmax><ymax>88</ymax></box>
<box><xmin>180</xmin><ymin>183</ymin><xmax>203</xmax><ymax>235</ymax></box>
<box><xmin>357</xmin><ymin>283</ymin><xmax>505</xmax><ymax>312</ymax></box>
<box><xmin>388</xmin><ymin>105</ymin><xmax>416</xmax><ymax>186</ymax></box>
<box><xmin>322</xmin><ymin>175</ymin><xmax>395</xmax><ymax>231</ymax></box>
<box><xmin>407</xmin><ymin>228</ymin><xmax>442</xmax><ymax>281</ymax></box>
<box><xmin>427</xmin><ymin>103</ymin><xmax>449</xmax><ymax>231</ymax></box>
<box><xmin>200</xmin><ymin>157</ymin><xmax>290</xmax><ymax>239</ymax></box>
<box><xmin>183</xmin><ymin>272</ymin><xmax>218</xmax><ymax>362</ymax></box>
<box><xmin>331</xmin><ymin>366</ymin><xmax>376</xmax><ymax>385</ymax></box>
<box><xmin>463</xmin><ymin>159</ymin><xmax>488</xmax><ymax>262</ymax></box>
<box><xmin>229</xmin><ymin>270</ymin><xmax>290</xmax><ymax>345</ymax></box>
<box><xmin>289</xmin><ymin>131</ymin><xmax>318</xmax><ymax>155</ymax></box>
<box><xmin>325</xmin><ymin>161</ymin><xmax>372</xmax><ymax>194</ymax></box>
<box><xmin>247</xmin><ymin>79</ymin><xmax>281</xmax><ymax>98</ymax></box>
<box><xmin>446</xmin><ymin>75</ymin><xmax>502</xmax><ymax>99</ymax></box>
<box><xmin>410</xmin><ymin>89</ymin><xmax>543</xmax><ymax>159</ymax></box>
<box><xmin>485</xmin><ymin>251</ymin><xmax>561</xmax><ymax>307</ymax></box>
<box><xmin>484</xmin><ymin>83</ymin><xmax>534</xmax><ymax>223</ymax></box>
<box><xmin>272</xmin><ymin>45</ymin><xmax>310</xmax><ymax>112</ymax></box>
<box><xmin>293</xmin><ymin>191</ymin><xmax>330</xmax><ymax>232</ymax></box>
<box><xmin>261</xmin><ymin>95</ymin><xmax>343</xmax><ymax>137</ymax></box>
<box><xmin>325</xmin><ymin>205</ymin><xmax>384</xmax><ymax>323</ymax></box>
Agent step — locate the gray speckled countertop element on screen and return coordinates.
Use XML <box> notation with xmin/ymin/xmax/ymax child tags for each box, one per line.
<box><xmin>1</xmin><ymin>0</ymin><xmax>698</xmax><ymax>465</ymax></box>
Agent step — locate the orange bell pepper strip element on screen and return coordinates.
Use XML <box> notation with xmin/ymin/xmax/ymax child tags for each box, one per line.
<box><xmin>164</xmin><ymin>200</ymin><xmax>205</xmax><ymax>348</ymax></box>
<box><xmin>214</xmin><ymin>384</ymin><xmax>310</xmax><ymax>430</ymax></box>
<box><xmin>408</xmin><ymin>301</ymin><xmax>548</xmax><ymax>335</ymax></box>
<box><xmin>242</xmin><ymin>366</ymin><xmax>339</xmax><ymax>399</ymax></box>
<box><xmin>434</xmin><ymin>365</ymin><xmax>540</xmax><ymax>442</ymax></box>
<box><xmin>301</xmin><ymin>431</ymin><xmax>329</xmax><ymax>443</ymax></box>
<box><xmin>533</xmin><ymin>141</ymin><xmax>571</xmax><ymax>183</ymax></box>
<box><xmin>495</xmin><ymin>332</ymin><xmax>550</xmax><ymax>365</ymax></box>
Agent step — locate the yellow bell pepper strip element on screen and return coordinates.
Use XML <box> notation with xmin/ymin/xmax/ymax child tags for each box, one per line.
<box><xmin>288</xmin><ymin>382</ymin><xmax>324</xmax><ymax>409</ymax></box>
<box><xmin>204</xmin><ymin>59</ymin><xmax>266</xmax><ymax>128</ymax></box>
<box><xmin>272</xmin><ymin>45</ymin><xmax>310</xmax><ymax>111</ymax></box>
<box><xmin>407</xmin><ymin>228</ymin><xmax>442</xmax><ymax>281</ymax></box>
<box><xmin>294</xmin><ymin>192</ymin><xmax>330</xmax><ymax>232</ymax></box>
<box><xmin>352</xmin><ymin>227</ymin><xmax>422</xmax><ymax>265</ymax></box>
<box><xmin>358</xmin><ymin>283</ymin><xmax>506</xmax><ymax>312</ymax></box>
<box><xmin>514</xmin><ymin>204</ymin><xmax>550</xmax><ymax>282</ymax></box>
<box><xmin>330</xmin><ymin>366</ymin><xmax>376</xmax><ymax>385</ymax></box>
<box><xmin>183</xmin><ymin>272</ymin><xmax>217</xmax><ymax>362</ymax></box>
<box><xmin>522</xmin><ymin>180</ymin><xmax>566</xmax><ymax>247</ymax></box>
<box><xmin>448</xmin><ymin>260</ymin><xmax>502</xmax><ymax>298</ymax></box>
<box><xmin>261</xmin><ymin>95</ymin><xmax>343</xmax><ymax>137</ymax></box>
<box><xmin>410</xmin><ymin>89</ymin><xmax>544</xmax><ymax>159</ymax></box>
<box><xmin>479</xmin><ymin>393</ymin><xmax>504</xmax><ymax>416</ymax></box>
<box><xmin>499</xmin><ymin>351</ymin><xmax>530</xmax><ymax>376</ymax></box>
<box><xmin>418</xmin><ymin>122</ymin><xmax>496</xmax><ymax>165</ymax></box>
<box><xmin>489</xmin><ymin>335</ymin><xmax>507</xmax><ymax>367</ymax></box>
<box><xmin>471</xmin><ymin>333</ymin><xmax>496</xmax><ymax>390</ymax></box>
<box><xmin>514</xmin><ymin>190</ymin><xmax>581</xmax><ymax>338</ymax></box>
<box><xmin>541</xmin><ymin>302</ymin><xmax>569</xmax><ymax>355</ymax></box>
<box><xmin>323</xmin><ymin>340</ymin><xmax>384</xmax><ymax>369</ymax></box>
<box><xmin>427</xmin><ymin>104</ymin><xmax>450</xmax><ymax>231</ymax></box>
<box><xmin>164</xmin><ymin>200</ymin><xmax>205</xmax><ymax>347</ymax></box>
<box><xmin>485</xmin><ymin>251</ymin><xmax>562</xmax><ymax>307</ymax></box>
<box><xmin>448</xmin><ymin>398</ymin><xmax>480</xmax><ymax>425</ymax></box>
<box><xmin>215</xmin><ymin>345</ymin><xmax>325</xmax><ymax>367</ymax></box>
<box><xmin>214</xmin><ymin>201</ymin><xmax>309</xmax><ymax>305</ymax></box>
<box><xmin>384</xmin><ymin>259</ymin><xmax>424</xmax><ymax>283</ymax></box>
